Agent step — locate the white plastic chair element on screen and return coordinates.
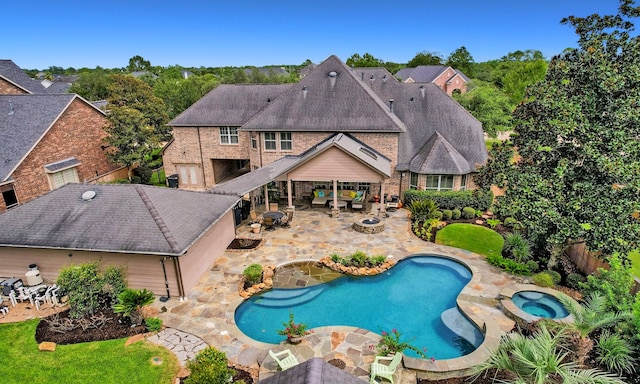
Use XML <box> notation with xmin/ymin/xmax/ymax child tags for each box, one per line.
<box><xmin>370</xmin><ymin>352</ymin><xmax>403</xmax><ymax>384</ymax></box>
<box><xmin>269</xmin><ymin>349</ymin><xmax>299</xmax><ymax>371</ymax></box>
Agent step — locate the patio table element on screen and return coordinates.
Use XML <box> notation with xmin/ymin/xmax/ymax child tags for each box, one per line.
<box><xmin>263</xmin><ymin>211</ymin><xmax>284</xmax><ymax>225</ymax></box>
<box><xmin>329</xmin><ymin>200</ymin><xmax>347</xmax><ymax>210</ymax></box>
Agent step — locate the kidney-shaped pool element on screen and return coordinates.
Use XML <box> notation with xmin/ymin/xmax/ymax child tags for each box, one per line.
<box><xmin>234</xmin><ymin>255</ymin><xmax>484</xmax><ymax>359</ymax></box>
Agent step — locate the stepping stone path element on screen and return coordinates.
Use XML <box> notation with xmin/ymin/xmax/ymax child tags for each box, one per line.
<box><xmin>146</xmin><ymin>328</ymin><xmax>208</xmax><ymax>366</ymax></box>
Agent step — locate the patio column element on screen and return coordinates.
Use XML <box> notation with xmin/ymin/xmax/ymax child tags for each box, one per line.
<box><xmin>264</xmin><ymin>184</ymin><xmax>269</xmax><ymax>211</ymax></box>
<box><xmin>379</xmin><ymin>180</ymin><xmax>386</xmax><ymax>215</ymax></box>
<box><xmin>331</xmin><ymin>180</ymin><xmax>340</xmax><ymax>218</ymax></box>
<box><xmin>287</xmin><ymin>178</ymin><xmax>293</xmax><ymax>209</ymax></box>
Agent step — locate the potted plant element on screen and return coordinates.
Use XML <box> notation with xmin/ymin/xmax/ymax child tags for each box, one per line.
<box><xmin>277</xmin><ymin>312</ymin><xmax>310</xmax><ymax>344</ymax></box>
<box><xmin>375</xmin><ymin>328</ymin><xmax>429</xmax><ymax>359</ymax></box>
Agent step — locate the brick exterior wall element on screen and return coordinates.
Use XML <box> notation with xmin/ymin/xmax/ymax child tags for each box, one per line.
<box><xmin>1</xmin><ymin>98</ymin><xmax>119</xmax><ymax>211</ymax></box>
<box><xmin>432</xmin><ymin>69</ymin><xmax>467</xmax><ymax>96</ymax></box>
<box><xmin>0</xmin><ymin>77</ymin><xmax>28</xmax><ymax>94</ymax></box>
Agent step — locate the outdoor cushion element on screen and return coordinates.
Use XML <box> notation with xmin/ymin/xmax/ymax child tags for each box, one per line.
<box><xmin>318</xmin><ymin>190</ymin><xmax>325</xmax><ymax>197</ymax></box>
<box><xmin>329</xmin><ymin>191</ymin><xmax>334</xmax><ymax>197</ymax></box>
<box><xmin>350</xmin><ymin>191</ymin><xmax>357</xmax><ymax>198</ymax></box>
<box><xmin>314</xmin><ymin>191</ymin><xmax>319</xmax><ymax>197</ymax></box>
<box><xmin>342</xmin><ymin>190</ymin><xmax>351</xmax><ymax>197</ymax></box>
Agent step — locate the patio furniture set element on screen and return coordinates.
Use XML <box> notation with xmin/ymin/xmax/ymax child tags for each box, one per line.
<box><xmin>0</xmin><ymin>281</ymin><xmax>63</xmax><ymax>314</ymax></box>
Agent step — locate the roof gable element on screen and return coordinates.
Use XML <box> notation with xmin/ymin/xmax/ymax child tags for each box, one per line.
<box><xmin>0</xmin><ymin>184</ymin><xmax>238</xmax><ymax>255</ymax></box>
<box><xmin>242</xmin><ymin>55</ymin><xmax>405</xmax><ymax>132</ymax></box>
<box><xmin>0</xmin><ymin>60</ymin><xmax>66</xmax><ymax>94</ymax></box>
<box><xmin>409</xmin><ymin>132</ymin><xmax>473</xmax><ymax>174</ymax></box>
<box><xmin>0</xmin><ymin>94</ymin><xmax>77</xmax><ymax>181</ymax></box>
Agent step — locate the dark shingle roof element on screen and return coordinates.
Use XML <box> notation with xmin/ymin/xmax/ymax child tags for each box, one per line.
<box><xmin>243</xmin><ymin>56</ymin><xmax>405</xmax><ymax>133</ymax></box>
<box><xmin>0</xmin><ymin>60</ymin><xmax>67</xmax><ymax>94</ymax></box>
<box><xmin>258</xmin><ymin>357</ymin><xmax>367</xmax><ymax>384</ymax></box>
<box><xmin>169</xmin><ymin>84</ymin><xmax>292</xmax><ymax>127</ymax></box>
<box><xmin>0</xmin><ymin>94</ymin><xmax>77</xmax><ymax>182</ymax></box>
<box><xmin>0</xmin><ymin>184</ymin><xmax>238</xmax><ymax>255</ymax></box>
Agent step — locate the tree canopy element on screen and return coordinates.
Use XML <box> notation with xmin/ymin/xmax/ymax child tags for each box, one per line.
<box><xmin>407</xmin><ymin>51</ymin><xmax>443</xmax><ymax>67</ymax></box>
<box><xmin>445</xmin><ymin>46</ymin><xmax>475</xmax><ymax>77</ymax></box>
<box><xmin>478</xmin><ymin>0</ymin><xmax>640</xmax><ymax>260</ymax></box>
<box><xmin>346</xmin><ymin>53</ymin><xmax>385</xmax><ymax>68</ymax></box>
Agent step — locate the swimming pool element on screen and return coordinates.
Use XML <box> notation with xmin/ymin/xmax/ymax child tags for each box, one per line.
<box><xmin>512</xmin><ymin>291</ymin><xmax>569</xmax><ymax>319</ymax></box>
<box><xmin>234</xmin><ymin>255</ymin><xmax>483</xmax><ymax>359</ymax></box>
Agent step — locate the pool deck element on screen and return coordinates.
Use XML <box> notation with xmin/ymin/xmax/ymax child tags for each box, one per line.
<box><xmin>151</xmin><ymin>204</ymin><xmax>522</xmax><ymax>382</ymax></box>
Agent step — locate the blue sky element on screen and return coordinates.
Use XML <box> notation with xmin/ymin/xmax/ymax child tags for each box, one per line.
<box><xmin>3</xmin><ymin>0</ymin><xmax>623</xmax><ymax>70</ymax></box>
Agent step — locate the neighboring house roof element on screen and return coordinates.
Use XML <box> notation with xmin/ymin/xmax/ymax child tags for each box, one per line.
<box><xmin>169</xmin><ymin>84</ymin><xmax>292</xmax><ymax>127</ymax></box>
<box><xmin>209</xmin><ymin>133</ymin><xmax>391</xmax><ymax>197</ymax></box>
<box><xmin>258</xmin><ymin>357</ymin><xmax>367</xmax><ymax>384</ymax></box>
<box><xmin>0</xmin><ymin>94</ymin><xmax>80</xmax><ymax>182</ymax></box>
<box><xmin>0</xmin><ymin>59</ymin><xmax>58</xmax><ymax>94</ymax></box>
<box><xmin>243</xmin><ymin>55</ymin><xmax>406</xmax><ymax>133</ymax></box>
<box><xmin>0</xmin><ymin>183</ymin><xmax>239</xmax><ymax>256</ymax></box>
<box><xmin>395</xmin><ymin>65</ymin><xmax>469</xmax><ymax>83</ymax></box>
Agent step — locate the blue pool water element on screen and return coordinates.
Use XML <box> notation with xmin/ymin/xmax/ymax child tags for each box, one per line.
<box><xmin>234</xmin><ymin>255</ymin><xmax>483</xmax><ymax>359</ymax></box>
<box><xmin>512</xmin><ymin>291</ymin><xmax>569</xmax><ymax>319</ymax></box>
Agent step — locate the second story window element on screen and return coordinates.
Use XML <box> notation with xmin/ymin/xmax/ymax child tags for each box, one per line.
<box><xmin>280</xmin><ymin>132</ymin><xmax>292</xmax><ymax>151</ymax></box>
<box><xmin>264</xmin><ymin>132</ymin><xmax>276</xmax><ymax>151</ymax></box>
<box><xmin>220</xmin><ymin>127</ymin><xmax>238</xmax><ymax>144</ymax></box>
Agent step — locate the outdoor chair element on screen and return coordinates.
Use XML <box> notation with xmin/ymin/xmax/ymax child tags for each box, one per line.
<box><xmin>269</xmin><ymin>349</ymin><xmax>299</xmax><ymax>371</ymax></box>
<box><xmin>280</xmin><ymin>210</ymin><xmax>294</xmax><ymax>228</ymax></box>
<box><xmin>263</xmin><ymin>216</ymin><xmax>276</xmax><ymax>231</ymax></box>
<box><xmin>249</xmin><ymin>210</ymin><xmax>262</xmax><ymax>225</ymax></box>
<box><xmin>352</xmin><ymin>191</ymin><xmax>366</xmax><ymax>212</ymax></box>
<box><xmin>370</xmin><ymin>352</ymin><xmax>403</xmax><ymax>384</ymax></box>
<box><xmin>385</xmin><ymin>195</ymin><xmax>400</xmax><ymax>211</ymax></box>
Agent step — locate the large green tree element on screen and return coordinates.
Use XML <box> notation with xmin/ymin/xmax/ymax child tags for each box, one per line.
<box><xmin>477</xmin><ymin>0</ymin><xmax>640</xmax><ymax>260</ymax></box>
<box><xmin>346</xmin><ymin>52</ymin><xmax>384</xmax><ymax>68</ymax></box>
<box><xmin>68</xmin><ymin>69</ymin><xmax>112</xmax><ymax>101</ymax></box>
<box><xmin>406</xmin><ymin>50</ymin><xmax>443</xmax><ymax>67</ymax></box>
<box><xmin>446</xmin><ymin>46</ymin><xmax>475</xmax><ymax>77</ymax></box>
<box><xmin>453</xmin><ymin>80</ymin><xmax>513</xmax><ymax>137</ymax></box>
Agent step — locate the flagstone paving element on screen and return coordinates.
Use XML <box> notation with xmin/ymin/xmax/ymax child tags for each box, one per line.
<box><xmin>150</xmin><ymin>204</ymin><xmax>524</xmax><ymax>381</ymax></box>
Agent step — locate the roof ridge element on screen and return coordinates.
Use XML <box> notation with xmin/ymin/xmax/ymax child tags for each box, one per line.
<box><xmin>134</xmin><ymin>185</ymin><xmax>181</xmax><ymax>253</ymax></box>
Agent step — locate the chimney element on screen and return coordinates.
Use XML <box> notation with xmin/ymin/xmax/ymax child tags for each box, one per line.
<box><xmin>389</xmin><ymin>99</ymin><xmax>394</xmax><ymax>113</ymax></box>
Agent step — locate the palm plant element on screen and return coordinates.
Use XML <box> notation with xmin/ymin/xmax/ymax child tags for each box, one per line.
<box><xmin>473</xmin><ymin>323</ymin><xmax>625</xmax><ymax>384</ymax></box>
<box><xmin>556</xmin><ymin>292</ymin><xmax>632</xmax><ymax>364</ymax></box>
<box><xmin>112</xmin><ymin>288</ymin><xmax>155</xmax><ymax>325</ymax></box>
<box><xmin>502</xmin><ymin>232</ymin><xmax>531</xmax><ymax>262</ymax></box>
<box><xmin>407</xmin><ymin>199</ymin><xmax>439</xmax><ymax>223</ymax></box>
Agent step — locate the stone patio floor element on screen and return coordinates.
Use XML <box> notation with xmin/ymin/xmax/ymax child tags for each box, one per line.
<box><xmin>150</xmin><ymin>204</ymin><xmax>521</xmax><ymax>382</ymax></box>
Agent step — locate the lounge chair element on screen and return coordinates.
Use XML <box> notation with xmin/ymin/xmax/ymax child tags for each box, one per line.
<box><xmin>269</xmin><ymin>349</ymin><xmax>299</xmax><ymax>371</ymax></box>
<box><xmin>263</xmin><ymin>216</ymin><xmax>276</xmax><ymax>231</ymax></box>
<box><xmin>351</xmin><ymin>191</ymin><xmax>366</xmax><ymax>212</ymax></box>
<box><xmin>370</xmin><ymin>352</ymin><xmax>403</xmax><ymax>384</ymax></box>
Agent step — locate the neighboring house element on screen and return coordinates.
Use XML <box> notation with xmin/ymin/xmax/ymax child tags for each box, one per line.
<box><xmin>395</xmin><ymin>65</ymin><xmax>469</xmax><ymax>96</ymax></box>
<box><xmin>163</xmin><ymin>55</ymin><xmax>486</xmax><ymax>206</ymax></box>
<box><xmin>0</xmin><ymin>59</ymin><xmax>69</xmax><ymax>94</ymax></box>
<box><xmin>0</xmin><ymin>183</ymin><xmax>239</xmax><ymax>297</ymax></box>
<box><xmin>0</xmin><ymin>93</ymin><xmax>122</xmax><ymax>211</ymax></box>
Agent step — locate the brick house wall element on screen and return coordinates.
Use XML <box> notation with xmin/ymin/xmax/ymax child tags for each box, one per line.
<box><xmin>2</xmin><ymin>98</ymin><xmax>119</xmax><ymax>211</ymax></box>
<box><xmin>0</xmin><ymin>78</ymin><xmax>28</xmax><ymax>94</ymax></box>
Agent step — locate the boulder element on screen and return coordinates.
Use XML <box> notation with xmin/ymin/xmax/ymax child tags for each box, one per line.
<box><xmin>39</xmin><ymin>342</ymin><xmax>56</xmax><ymax>352</ymax></box>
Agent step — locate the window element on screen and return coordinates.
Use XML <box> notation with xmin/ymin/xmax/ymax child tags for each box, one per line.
<box><xmin>264</xmin><ymin>132</ymin><xmax>276</xmax><ymax>151</ymax></box>
<box><xmin>251</xmin><ymin>136</ymin><xmax>257</xmax><ymax>149</ymax></box>
<box><xmin>425</xmin><ymin>175</ymin><xmax>454</xmax><ymax>191</ymax></box>
<box><xmin>1</xmin><ymin>184</ymin><xmax>18</xmax><ymax>208</ymax></box>
<box><xmin>219</xmin><ymin>127</ymin><xmax>238</xmax><ymax>144</ymax></box>
<box><xmin>280</xmin><ymin>132</ymin><xmax>292</xmax><ymax>151</ymax></box>
<box><xmin>409</xmin><ymin>172</ymin><xmax>418</xmax><ymax>190</ymax></box>
<box><xmin>50</xmin><ymin>168</ymin><xmax>79</xmax><ymax>189</ymax></box>
<box><xmin>459</xmin><ymin>174</ymin><xmax>468</xmax><ymax>191</ymax></box>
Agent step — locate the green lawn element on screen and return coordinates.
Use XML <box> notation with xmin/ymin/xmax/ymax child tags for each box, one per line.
<box><xmin>629</xmin><ymin>249</ymin><xmax>640</xmax><ymax>278</ymax></box>
<box><xmin>435</xmin><ymin>223</ymin><xmax>504</xmax><ymax>258</ymax></box>
<box><xmin>149</xmin><ymin>168</ymin><xmax>166</xmax><ymax>186</ymax></box>
<box><xmin>0</xmin><ymin>320</ymin><xmax>178</xmax><ymax>384</ymax></box>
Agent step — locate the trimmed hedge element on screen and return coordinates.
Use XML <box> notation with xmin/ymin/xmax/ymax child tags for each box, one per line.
<box><xmin>403</xmin><ymin>189</ymin><xmax>493</xmax><ymax>211</ymax></box>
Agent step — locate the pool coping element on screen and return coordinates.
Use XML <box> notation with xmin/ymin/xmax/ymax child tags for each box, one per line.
<box><xmin>498</xmin><ymin>284</ymin><xmax>576</xmax><ymax>327</ymax></box>
<box><xmin>229</xmin><ymin>252</ymin><xmax>506</xmax><ymax>380</ymax></box>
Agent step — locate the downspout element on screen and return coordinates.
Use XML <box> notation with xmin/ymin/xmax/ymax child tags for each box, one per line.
<box><xmin>172</xmin><ymin>256</ymin><xmax>186</xmax><ymax>299</ymax></box>
<box><xmin>197</xmin><ymin>127</ymin><xmax>207</xmax><ymax>187</ymax></box>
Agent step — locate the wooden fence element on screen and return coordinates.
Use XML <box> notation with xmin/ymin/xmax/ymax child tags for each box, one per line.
<box><xmin>566</xmin><ymin>241</ymin><xmax>640</xmax><ymax>295</ymax></box>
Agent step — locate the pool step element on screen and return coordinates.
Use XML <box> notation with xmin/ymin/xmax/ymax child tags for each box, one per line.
<box><xmin>440</xmin><ymin>307</ymin><xmax>484</xmax><ymax>347</ymax></box>
<box><xmin>408</xmin><ymin>257</ymin><xmax>472</xmax><ymax>280</ymax></box>
<box><xmin>253</xmin><ymin>286</ymin><xmax>325</xmax><ymax>308</ymax></box>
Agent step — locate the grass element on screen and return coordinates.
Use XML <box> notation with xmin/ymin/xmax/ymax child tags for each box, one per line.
<box><xmin>629</xmin><ymin>249</ymin><xmax>640</xmax><ymax>278</ymax></box>
<box><xmin>149</xmin><ymin>168</ymin><xmax>166</xmax><ymax>186</ymax></box>
<box><xmin>435</xmin><ymin>223</ymin><xmax>504</xmax><ymax>258</ymax></box>
<box><xmin>0</xmin><ymin>320</ymin><xmax>178</xmax><ymax>384</ymax></box>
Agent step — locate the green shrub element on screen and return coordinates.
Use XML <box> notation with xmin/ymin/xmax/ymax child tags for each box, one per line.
<box><xmin>486</xmin><ymin>254</ymin><xmax>531</xmax><ymax>275</ymax></box>
<box><xmin>57</xmin><ymin>261</ymin><xmax>127</xmax><ymax>319</ymax></box>
<box><xmin>566</xmin><ymin>273</ymin><xmax>586</xmax><ymax>289</ymax></box>
<box><xmin>145</xmin><ymin>317</ymin><xmax>163</xmax><ymax>332</ymax></box>
<box><xmin>349</xmin><ymin>250</ymin><xmax>368</xmax><ymax>267</ymax></box>
<box><xmin>503</xmin><ymin>217</ymin><xmax>519</xmax><ymax>228</ymax></box>
<box><xmin>185</xmin><ymin>347</ymin><xmax>236</xmax><ymax>384</ymax></box>
<box><xmin>461</xmin><ymin>207</ymin><xmax>476</xmax><ymax>219</ymax></box>
<box><xmin>243</xmin><ymin>264</ymin><xmax>263</xmax><ymax>285</ymax></box>
<box><xmin>112</xmin><ymin>288</ymin><xmax>155</xmax><ymax>325</ymax></box>
<box><xmin>451</xmin><ymin>209</ymin><xmax>461</xmax><ymax>220</ymax></box>
<box><xmin>502</xmin><ymin>232</ymin><xmax>531</xmax><ymax>263</ymax></box>
<box><xmin>371</xmin><ymin>255</ymin><xmax>387</xmax><ymax>266</ymax></box>
<box><xmin>526</xmin><ymin>260</ymin><xmax>540</xmax><ymax>273</ymax></box>
<box><xmin>595</xmin><ymin>331</ymin><xmax>636</xmax><ymax>375</ymax></box>
<box><xmin>330</xmin><ymin>253</ymin><xmax>341</xmax><ymax>263</ymax></box>
<box><xmin>433</xmin><ymin>210</ymin><xmax>443</xmax><ymax>220</ymax></box>
<box><xmin>403</xmin><ymin>189</ymin><xmax>493</xmax><ymax>211</ymax></box>
<box><xmin>407</xmin><ymin>199</ymin><xmax>439</xmax><ymax>222</ymax></box>
<box><xmin>442</xmin><ymin>209</ymin><xmax>452</xmax><ymax>220</ymax></box>
<box><xmin>532</xmin><ymin>272</ymin><xmax>555</xmax><ymax>287</ymax></box>
<box><xmin>547</xmin><ymin>270</ymin><xmax>561</xmax><ymax>285</ymax></box>
<box><xmin>486</xmin><ymin>218</ymin><xmax>501</xmax><ymax>229</ymax></box>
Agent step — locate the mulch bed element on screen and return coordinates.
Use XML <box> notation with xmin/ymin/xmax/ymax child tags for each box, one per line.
<box><xmin>35</xmin><ymin>308</ymin><xmax>146</xmax><ymax>345</ymax></box>
<box><xmin>227</xmin><ymin>238</ymin><xmax>262</xmax><ymax>250</ymax></box>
